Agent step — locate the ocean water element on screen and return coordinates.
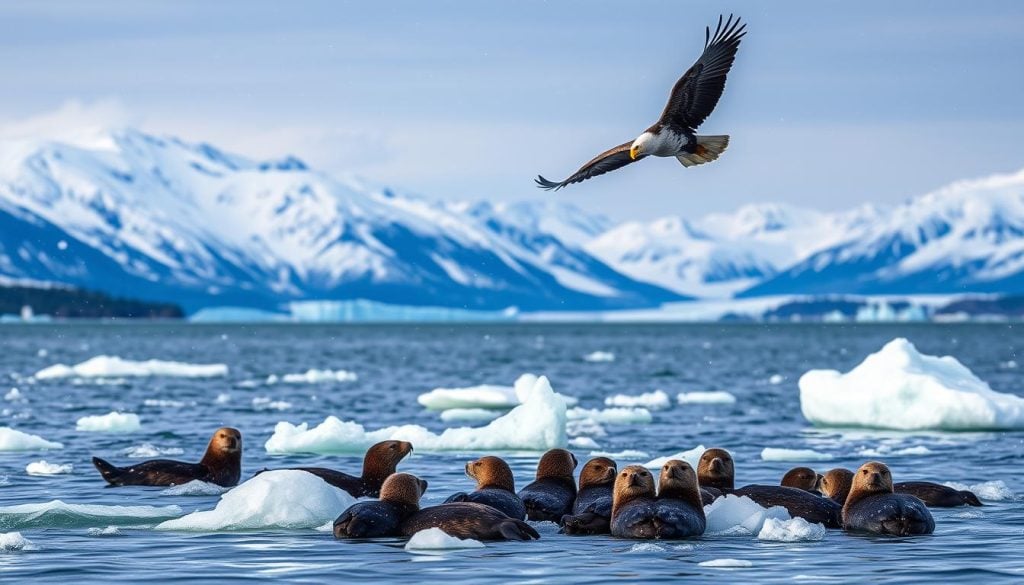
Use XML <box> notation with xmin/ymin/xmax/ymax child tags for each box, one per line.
<box><xmin>0</xmin><ymin>322</ymin><xmax>1021</xmax><ymax>583</ymax></box>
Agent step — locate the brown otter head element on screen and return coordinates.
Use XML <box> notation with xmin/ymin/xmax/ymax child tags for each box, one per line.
<box><xmin>697</xmin><ymin>448</ymin><xmax>734</xmax><ymax>491</ymax></box>
<box><xmin>820</xmin><ymin>468</ymin><xmax>854</xmax><ymax>504</ymax></box>
<box><xmin>658</xmin><ymin>460</ymin><xmax>704</xmax><ymax>511</ymax></box>
<box><xmin>612</xmin><ymin>465</ymin><xmax>656</xmax><ymax>517</ymax></box>
<box><xmin>466</xmin><ymin>455</ymin><xmax>515</xmax><ymax>492</ymax></box>
<box><xmin>198</xmin><ymin>427</ymin><xmax>242</xmax><ymax>486</ymax></box>
<box><xmin>578</xmin><ymin>457</ymin><xmax>617</xmax><ymax>490</ymax></box>
<box><xmin>379</xmin><ymin>472</ymin><xmax>428</xmax><ymax>509</ymax></box>
<box><xmin>362</xmin><ymin>440</ymin><xmax>413</xmax><ymax>486</ymax></box>
<box><xmin>844</xmin><ymin>462</ymin><xmax>893</xmax><ymax>513</ymax></box>
<box><xmin>535</xmin><ymin>448</ymin><xmax>577</xmax><ymax>480</ymax></box>
<box><xmin>781</xmin><ymin>467</ymin><xmax>822</xmax><ymax>493</ymax></box>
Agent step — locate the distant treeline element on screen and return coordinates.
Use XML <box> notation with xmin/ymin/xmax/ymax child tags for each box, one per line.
<box><xmin>0</xmin><ymin>285</ymin><xmax>184</xmax><ymax>319</ymax></box>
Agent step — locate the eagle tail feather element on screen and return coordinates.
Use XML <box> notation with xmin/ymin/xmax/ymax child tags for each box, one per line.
<box><xmin>676</xmin><ymin>135</ymin><xmax>729</xmax><ymax>167</ymax></box>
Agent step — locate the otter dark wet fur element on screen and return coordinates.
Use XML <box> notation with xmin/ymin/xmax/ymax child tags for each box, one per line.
<box><xmin>92</xmin><ymin>427</ymin><xmax>242</xmax><ymax>487</ymax></box>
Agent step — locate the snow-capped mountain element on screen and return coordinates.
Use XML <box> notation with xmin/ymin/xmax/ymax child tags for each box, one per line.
<box><xmin>0</xmin><ymin>129</ymin><xmax>682</xmax><ymax>312</ymax></box>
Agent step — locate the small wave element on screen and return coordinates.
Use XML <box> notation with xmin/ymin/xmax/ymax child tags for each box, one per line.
<box><xmin>25</xmin><ymin>460</ymin><xmax>73</xmax><ymax>476</ymax></box>
<box><xmin>760</xmin><ymin>448</ymin><xmax>833</xmax><ymax>462</ymax></box>
<box><xmin>34</xmin><ymin>355</ymin><xmax>228</xmax><ymax>380</ymax></box>
<box><xmin>76</xmin><ymin>412</ymin><xmax>141</xmax><ymax>433</ymax></box>
<box><xmin>604</xmin><ymin>390</ymin><xmax>669</xmax><ymax>409</ymax></box>
<box><xmin>677</xmin><ymin>391</ymin><xmax>736</xmax><ymax>405</ymax></box>
<box><xmin>582</xmin><ymin>351</ymin><xmax>615</xmax><ymax>363</ymax></box>
<box><xmin>0</xmin><ymin>501</ymin><xmax>182</xmax><ymax>530</ymax></box>
<box><xmin>405</xmin><ymin>527</ymin><xmax>484</xmax><ymax>552</ymax></box>
<box><xmin>0</xmin><ymin>427</ymin><xmax>63</xmax><ymax>451</ymax></box>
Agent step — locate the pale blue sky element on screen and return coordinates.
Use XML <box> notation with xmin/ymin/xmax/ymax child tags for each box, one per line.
<box><xmin>1</xmin><ymin>0</ymin><xmax>1023</xmax><ymax>220</ymax></box>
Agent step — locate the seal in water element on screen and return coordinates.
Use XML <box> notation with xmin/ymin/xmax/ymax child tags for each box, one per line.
<box><xmin>92</xmin><ymin>427</ymin><xmax>241</xmax><ymax>487</ymax></box>
<box><xmin>517</xmin><ymin>448</ymin><xmax>578</xmax><ymax>522</ymax></box>
<box><xmin>842</xmin><ymin>462</ymin><xmax>934</xmax><ymax>536</ymax></box>
<box><xmin>444</xmin><ymin>455</ymin><xmax>527</xmax><ymax>520</ymax></box>
<box><xmin>561</xmin><ymin>457</ymin><xmax>617</xmax><ymax>535</ymax></box>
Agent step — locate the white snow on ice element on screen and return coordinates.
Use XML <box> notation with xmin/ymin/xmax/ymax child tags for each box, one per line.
<box><xmin>760</xmin><ymin>448</ymin><xmax>833</xmax><ymax>462</ymax></box>
<box><xmin>704</xmin><ymin>495</ymin><xmax>791</xmax><ymax>536</ymax></box>
<box><xmin>25</xmin><ymin>460</ymin><xmax>73</xmax><ymax>475</ymax></box>
<box><xmin>75</xmin><ymin>412</ymin><xmax>141</xmax><ymax>433</ymax></box>
<box><xmin>438</xmin><ymin>408</ymin><xmax>502</xmax><ymax>423</ymax></box>
<box><xmin>35</xmin><ymin>355</ymin><xmax>227</xmax><ymax>379</ymax></box>
<box><xmin>404</xmin><ymin>527</ymin><xmax>485</xmax><ymax>551</ymax></box>
<box><xmin>156</xmin><ymin>470</ymin><xmax>355</xmax><ymax>531</ymax></box>
<box><xmin>0</xmin><ymin>427</ymin><xmax>63</xmax><ymax>451</ymax></box>
<box><xmin>604</xmin><ymin>390</ymin><xmax>670</xmax><ymax>409</ymax></box>
<box><xmin>943</xmin><ymin>480</ymin><xmax>1014</xmax><ymax>501</ymax></box>
<box><xmin>266</xmin><ymin>375</ymin><xmax>566</xmax><ymax>453</ymax></box>
<box><xmin>799</xmin><ymin>338</ymin><xmax>1024</xmax><ymax>430</ymax></box>
<box><xmin>677</xmin><ymin>391</ymin><xmax>737</xmax><ymax>405</ymax></box>
<box><xmin>160</xmin><ymin>481</ymin><xmax>231</xmax><ymax>496</ymax></box>
<box><xmin>569</xmin><ymin>437</ymin><xmax>601</xmax><ymax>449</ymax></box>
<box><xmin>757</xmin><ymin>517</ymin><xmax>826</xmax><ymax>542</ymax></box>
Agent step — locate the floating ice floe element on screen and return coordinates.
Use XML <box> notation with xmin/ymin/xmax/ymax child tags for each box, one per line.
<box><xmin>86</xmin><ymin>526</ymin><xmax>121</xmax><ymax>537</ymax></box>
<box><xmin>569</xmin><ymin>437</ymin><xmax>601</xmax><ymax>449</ymax></box>
<box><xmin>160</xmin><ymin>480</ymin><xmax>231</xmax><ymax>496</ymax></box>
<box><xmin>266</xmin><ymin>369</ymin><xmax>358</xmax><ymax>385</ymax></box>
<box><xmin>35</xmin><ymin>355</ymin><xmax>228</xmax><ymax>379</ymax></box>
<box><xmin>704</xmin><ymin>495</ymin><xmax>791</xmax><ymax>536</ymax></box>
<box><xmin>252</xmin><ymin>397</ymin><xmax>292</xmax><ymax>411</ymax></box>
<box><xmin>799</xmin><ymin>338</ymin><xmax>1024</xmax><ymax>430</ymax></box>
<box><xmin>626</xmin><ymin>543</ymin><xmax>667</xmax><ymax>553</ymax></box>
<box><xmin>0</xmin><ymin>427</ymin><xmax>63</xmax><ymax>451</ymax></box>
<box><xmin>699</xmin><ymin>559</ymin><xmax>753</xmax><ymax>568</ymax></box>
<box><xmin>582</xmin><ymin>351</ymin><xmax>615</xmax><ymax>363</ymax></box>
<box><xmin>943</xmin><ymin>480</ymin><xmax>1014</xmax><ymax>501</ymax></box>
<box><xmin>143</xmin><ymin>399</ymin><xmax>190</xmax><ymax>408</ymax></box>
<box><xmin>604</xmin><ymin>390</ymin><xmax>670</xmax><ymax>409</ymax></box>
<box><xmin>757</xmin><ymin>517</ymin><xmax>826</xmax><ymax>542</ymax></box>
<box><xmin>76</xmin><ymin>412</ymin><xmax>141</xmax><ymax>433</ymax></box>
<box><xmin>589</xmin><ymin>449</ymin><xmax>649</xmax><ymax>459</ymax></box>
<box><xmin>266</xmin><ymin>375</ymin><xmax>566</xmax><ymax>453</ymax></box>
<box><xmin>760</xmin><ymin>448</ymin><xmax>833</xmax><ymax>462</ymax></box>
<box><xmin>768</xmin><ymin>374</ymin><xmax>785</xmax><ymax>385</ymax></box>
<box><xmin>567</xmin><ymin>407</ymin><xmax>652</xmax><ymax>424</ymax></box>
<box><xmin>417</xmin><ymin>374</ymin><xmax>576</xmax><ymax>413</ymax></box>
<box><xmin>0</xmin><ymin>501</ymin><xmax>182</xmax><ymax>529</ymax></box>
<box><xmin>644</xmin><ymin>445</ymin><xmax>706</xmax><ymax>469</ymax></box>
<box><xmin>122</xmin><ymin>443</ymin><xmax>184</xmax><ymax>458</ymax></box>
<box><xmin>677</xmin><ymin>391</ymin><xmax>737</xmax><ymax>405</ymax></box>
<box><xmin>0</xmin><ymin>532</ymin><xmax>36</xmax><ymax>551</ymax></box>
<box><xmin>567</xmin><ymin>419</ymin><xmax>606</xmax><ymax>439</ymax></box>
<box><xmin>857</xmin><ymin>445</ymin><xmax>933</xmax><ymax>457</ymax></box>
<box><xmin>4</xmin><ymin>388</ymin><xmax>22</xmax><ymax>401</ymax></box>
<box><xmin>404</xmin><ymin>527</ymin><xmax>485</xmax><ymax>551</ymax></box>
<box><xmin>25</xmin><ymin>461</ymin><xmax>73</xmax><ymax>476</ymax></box>
<box><xmin>439</xmin><ymin>408</ymin><xmax>502</xmax><ymax>423</ymax></box>
<box><xmin>156</xmin><ymin>470</ymin><xmax>354</xmax><ymax>531</ymax></box>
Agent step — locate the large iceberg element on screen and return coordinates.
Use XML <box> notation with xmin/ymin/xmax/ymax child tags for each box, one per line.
<box><xmin>35</xmin><ymin>355</ymin><xmax>228</xmax><ymax>379</ymax></box>
<box><xmin>156</xmin><ymin>470</ymin><xmax>354</xmax><ymax>531</ymax></box>
<box><xmin>799</xmin><ymin>338</ymin><xmax>1024</xmax><ymax>430</ymax></box>
<box><xmin>266</xmin><ymin>375</ymin><xmax>567</xmax><ymax>453</ymax></box>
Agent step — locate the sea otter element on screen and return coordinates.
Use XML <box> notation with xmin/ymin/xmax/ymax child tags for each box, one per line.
<box><xmin>842</xmin><ymin>462</ymin><xmax>934</xmax><ymax>536</ymax></box>
<box><xmin>651</xmin><ymin>459</ymin><xmax>706</xmax><ymax>538</ymax></box>
<box><xmin>444</xmin><ymin>455</ymin><xmax>527</xmax><ymax>520</ymax></box>
<box><xmin>274</xmin><ymin>440</ymin><xmax>412</xmax><ymax>497</ymax></box>
<box><xmin>92</xmin><ymin>427</ymin><xmax>241</xmax><ymax>487</ymax></box>
<box><xmin>561</xmin><ymin>457</ymin><xmax>617</xmax><ymax>535</ymax></box>
<box><xmin>781</xmin><ymin>467</ymin><xmax>823</xmax><ymax>493</ymax></box>
<box><xmin>517</xmin><ymin>448</ymin><xmax>578</xmax><ymax>522</ymax></box>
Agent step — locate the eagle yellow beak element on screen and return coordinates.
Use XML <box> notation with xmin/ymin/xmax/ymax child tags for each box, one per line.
<box><xmin>629</xmin><ymin>146</ymin><xmax>639</xmax><ymax>160</ymax></box>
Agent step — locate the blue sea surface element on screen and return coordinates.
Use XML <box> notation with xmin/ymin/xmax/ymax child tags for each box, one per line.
<box><xmin>0</xmin><ymin>323</ymin><xmax>1021</xmax><ymax>583</ymax></box>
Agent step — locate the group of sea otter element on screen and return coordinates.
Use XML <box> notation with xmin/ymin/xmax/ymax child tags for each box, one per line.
<box><xmin>88</xmin><ymin>427</ymin><xmax>982</xmax><ymax>540</ymax></box>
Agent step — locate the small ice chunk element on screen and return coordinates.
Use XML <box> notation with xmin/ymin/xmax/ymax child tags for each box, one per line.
<box><xmin>567</xmin><ymin>419</ymin><xmax>606</xmax><ymax>438</ymax></box>
<box><xmin>589</xmin><ymin>449</ymin><xmax>649</xmax><ymax>459</ymax></box>
<box><xmin>569</xmin><ymin>437</ymin><xmax>600</xmax><ymax>449</ymax></box>
<box><xmin>418</xmin><ymin>384</ymin><xmax>519</xmax><ymax>411</ymax></box>
<box><xmin>0</xmin><ymin>427</ymin><xmax>63</xmax><ymax>451</ymax></box>
<box><xmin>757</xmin><ymin>517</ymin><xmax>826</xmax><ymax>542</ymax></box>
<box><xmin>0</xmin><ymin>532</ymin><xmax>37</xmax><ymax>551</ymax></box>
<box><xmin>582</xmin><ymin>351</ymin><xmax>615</xmax><ymax>363</ymax></box>
<box><xmin>143</xmin><ymin>399</ymin><xmax>189</xmax><ymax>408</ymax></box>
<box><xmin>266</xmin><ymin>375</ymin><xmax>566</xmax><ymax>453</ymax></box>
<box><xmin>704</xmin><ymin>495</ymin><xmax>791</xmax><ymax>536</ymax></box>
<box><xmin>122</xmin><ymin>443</ymin><xmax>184</xmax><ymax>458</ymax></box>
<box><xmin>567</xmin><ymin>407</ymin><xmax>652</xmax><ymax>424</ymax></box>
<box><xmin>768</xmin><ymin>374</ymin><xmax>785</xmax><ymax>385</ymax></box>
<box><xmin>857</xmin><ymin>445</ymin><xmax>933</xmax><ymax>457</ymax></box>
<box><xmin>268</xmin><ymin>369</ymin><xmax>358</xmax><ymax>385</ymax></box>
<box><xmin>626</xmin><ymin>542</ymin><xmax>667</xmax><ymax>553</ymax></box>
<box><xmin>25</xmin><ymin>460</ymin><xmax>73</xmax><ymax>475</ymax></box>
<box><xmin>677</xmin><ymin>391</ymin><xmax>736</xmax><ymax>405</ymax></box>
<box><xmin>404</xmin><ymin>527</ymin><xmax>485</xmax><ymax>551</ymax></box>
<box><xmin>215</xmin><ymin>393</ymin><xmax>231</xmax><ymax>404</ymax></box>
<box><xmin>760</xmin><ymin>448</ymin><xmax>833</xmax><ymax>462</ymax></box>
<box><xmin>156</xmin><ymin>470</ymin><xmax>354</xmax><ymax>531</ymax></box>
<box><xmin>644</xmin><ymin>445</ymin><xmax>706</xmax><ymax>469</ymax></box>
<box><xmin>699</xmin><ymin>559</ymin><xmax>752</xmax><ymax>568</ymax></box>
<box><xmin>604</xmin><ymin>390</ymin><xmax>670</xmax><ymax>409</ymax></box>
<box><xmin>76</xmin><ymin>412</ymin><xmax>141</xmax><ymax>433</ymax></box>
<box><xmin>4</xmin><ymin>388</ymin><xmax>22</xmax><ymax>401</ymax></box>
<box><xmin>943</xmin><ymin>480</ymin><xmax>1013</xmax><ymax>501</ymax></box>
<box><xmin>86</xmin><ymin>526</ymin><xmax>120</xmax><ymax>537</ymax></box>
<box><xmin>799</xmin><ymin>338</ymin><xmax>1024</xmax><ymax>430</ymax></box>
<box><xmin>439</xmin><ymin>408</ymin><xmax>502</xmax><ymax>423</ymax></box>
<box><xmin>0</xmin><ymin>501</ymin><xmax>181</xmax><ymax>529</ymax></box>
<box><xmin>35</xmin><ymin>355</ymin><xmax>227</xmax><ymax>379</ymax></box>
<box><xmin>252</xmin><ymin>397</ymin><xmax>292</xmax><ymax>411</ymax></box>
<box><xmin>160</xmin><ymin>481</ymin><xmax>230</xmax><ymax>496</ymax></box>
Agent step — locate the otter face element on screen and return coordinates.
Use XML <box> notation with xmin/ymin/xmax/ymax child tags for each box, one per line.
<box><xmin>781</xmin><ymin>467</ymin><xmax>820</xmax><ymax>492</ymax></box>
<box><xmin>820</xmin><ymin>468</ymin><xmax>854</xmax><ymax>502</ymax></box>
<box><xmin>536</xmin><ymin>448</ymin><xmax>577</xmax><ymax>479</ymax></box>
<box><xmin>579</xmin><ymin>457</ymin><xmax>617</xmax><ymax>488</ymax></box>
<box><xmin>853</xmin><ymin>462</ymin><xmax>893</xmax><ymax>495</ymax></box>
<box><xmin>212</xmin><ymin>427</ymin><xmax>242</xmax><ymax>454</ymax></box>
<box><xmin>466</xmin><ymin>456</ymin><xmax>514</xmax><ymax>491</ymax></box>
<box><xmin>613</xmin><ymin>465</ymin><xmax>656</xmax><ymax>509</ymax></box>
<box><xmin>379</xmin><ymin>472</ymin><xmax>427</xmax><ymax>506</ymax></box>
<box><xmin>658</xmin><ymin>459</ymin><xmax>698</xmax><ymax>498</ymax></box>
<box><xmin>697</xmin><ymin>448</ymin><xmax>734</xmax><ymax>488</ymax></box>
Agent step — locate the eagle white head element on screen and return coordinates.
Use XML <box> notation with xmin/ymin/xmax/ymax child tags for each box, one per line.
<box><xmin>629</xmin><ymin>132</ymin><xmax>656</xmax><ymax>160</ymax></box>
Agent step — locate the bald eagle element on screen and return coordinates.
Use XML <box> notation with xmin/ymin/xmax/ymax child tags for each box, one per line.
<box><xmin>536</xmin><ymin>15</ymin><xmax>746</xmax><ymax>191</ymax></box>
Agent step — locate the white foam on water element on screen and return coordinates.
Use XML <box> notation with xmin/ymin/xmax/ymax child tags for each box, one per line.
<box><xmin>626</xmin><ymin>543</ymin><xmax>667</xmax><ymax>553</ymax></box>
<box><xmin>25</xmin><ymin>460</ymin><xmax>73</xmax><ymax>475</ymax></box>
<box><xmin>266</xmin><ymin>375</ymin><xmax>566</xmax><ymax>453</ymax></box>
<box><xmin>582</xmin><ymin>351</ymin><xmax>615</xmax><ymax>363</ymax></box>
<box><xmin>704</xmin><ymin>495</ymin><xmax>791</xmax><ymax>536</ymax></box>
<box><xmin>799</xmin><ymin>338</ymin><xmax>1024</xmax><ymax>430</ymax></box>
<box><xmin>160</xmin><ymin>481</ymin><xmax>231</xmax><ymax>496</ymax></box>
<box><xmin>156</xmin><ymin>470</ymin><xmax>355</xmax><ymax>531</ymax></box>
<box><xmin>760</xmin><ymin>448</ymin><xmax>833</xmax><ymax>462</ymax></box>
<box><xmin>75</xmin><ymin>412</ymin><xmax>141</xmax><ymax>433</ymax></box>
<box><xmin>438</xmin><ymin>408</ymin><xmax>502</xmax><ymax>423</ymax></box>
<box><xmin>143</xmin><ymin>399</ymin><xmax>189</xmax><ymax>408</ymax></box>
<box><xmin>0</xmin><ymin>427</ymin><xmax>63</xmax><ymax>451</ymax></box>
<box><xmin>569</xmin><ymin>437</ymin><xmax>601</xmax><ymax>449</ymax></box>
<box><xmin>266</xmin><ymin>369</ymin><xmax>358</xmax><ymax>385</ymax></box>
<box><xmin>404</xmin><ymin>527</ymin><xmax>485</xmax><ymax>551</ymax></box>
<box><xmin>677</xmin><ymin>391</ymin><xmax>737</xmax><ymax>405</ymax></box>
<box><xmin>35</xmin><ymin>355</ymin><xmax>228</xmax><ymax>379</ymax></box>
<box><xmin>567</xmin><ymin>407</ymin><xmax>652</xmax><ymax>424</ymax></box>
<box><xmin>122</xmin><ymin>443</ymin><xmax>184</xmax><ymax>458</ymax></box>
<box><xmin>644</xmin><ymin>445</ymin><xmax>706</xmax><ymax>469</ymax></box>
<box><xmin>0</xmin><ymin>532</ymin><xmax>36</xmax><ymax>551</ymax></box>
<box><xmin>0</xmin><ymin>501</ymin><xmax>182</xmax><ymax>529</ymax></box>
<box><xmin>943</xmin><ymin>480</ymin><xmax>1014</xmax><ymax>501</ymax></box>
<box><xmin>603</xmin><ymin>390</ymin><xmax>670</xmax><ymax>409</ymax></box>
<box><xmin>86</xmin><ymin>526</ymin><xmax>121</xmax><ymax>537</ymax></box>
<box><xmin>757</xmin><ymin>517</ymin><xmax>826</xmax><ymax>542</ymax></box>
<box><xmin>699</xmin><ymin>559</ymin><xmax>753</xmax><ymax>568</ymax></box>
<box><xmin>589</xmin><ymin>449</ymin><xmax>649</xmax><ymax>459</ymax></box>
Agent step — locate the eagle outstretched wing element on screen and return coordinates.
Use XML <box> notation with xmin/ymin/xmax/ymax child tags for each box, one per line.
<box><xmin>659</xmin><ymin>14</ymin><xmax>746</xmax><ymax>131</ymax></box>
<box><xmin>535</xmin><ymin>141</ymin><xmax>646</xmax><ymax>191</ymax></box>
